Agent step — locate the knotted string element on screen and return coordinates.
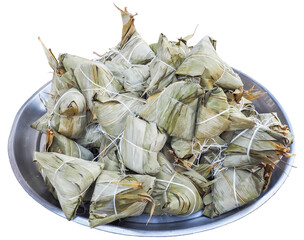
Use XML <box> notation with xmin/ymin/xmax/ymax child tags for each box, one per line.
<box><xmin>91</xmin><ymin>129</ymin><xmax>126</xmax><ymax>175</ymax></box>
<box><xmin>191</xmin><ymin>137</ymin><xmax>227</xmax><ymax>168</ymax></box>
<box><xmin>91</xmin><ymin>132</ymin><xmax>123</xmax><ymax>162</ymax></box>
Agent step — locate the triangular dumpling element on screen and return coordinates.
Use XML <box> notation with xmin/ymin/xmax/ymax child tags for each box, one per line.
<box><xmin>33</xmin><ymin>152</ymin><xmax>104</xmax><ymax>220</ymax></box>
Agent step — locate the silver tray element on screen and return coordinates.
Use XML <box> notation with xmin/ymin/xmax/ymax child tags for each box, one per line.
<box><xmin>8</xmin><ymin>70</ymin><xmax>294</xmax><ymax>237</ymax></box>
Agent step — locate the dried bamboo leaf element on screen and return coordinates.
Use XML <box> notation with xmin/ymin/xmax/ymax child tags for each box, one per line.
<box><xmin>121</xmin><ymin>115</ymin><xmax>167</xmax><ymax>175</ymax></box>
<box><xmin>74</xmin><ymin>61</ymin><xmax>123</xmax><ymax>112</ymax></box>
<box><xmin>195</xmin><ymin>87</ymin><xmax>231</xmax><ymax>139</ymax></box>
<box><xmin>171</xmin><ymin>136</ymin><xmax>226</xmax><ymax>159</ymax></box>
<box><xmin>222</xmin><ymin>112</ymin><xmax>294</xmax><ymax>167</ymax></box>
<box><xmin>93</xmin><ymin>93</ymin><xmax>144</xmax><ymax>137</ymax></box>
<box><xmin>89</xmin><ymin>170</ymin><xmax>155</xmax><ymax>227</ymax></box>
<box><xmin>33</xmin><ymin>152</ymin><xmax>104</xmax><ymax>220</ymax></box>
<box><xmin>227</xmin><ymin>106</ymin><xmax>256</xmax><ymax>131</ymax></box>
<box><xmin>76</xmin><ymin>122</ymin><xmax>105</xmax><ymax>150</ymax></box>
<box><xmin>97</xmin><ymin>147</ymin><xmax>121</xmax><ymax>171</ymax></box>
<box><xmin>144</xmin><ymin>34</ymin><xmax>189</xmax><ymax>95</ymax></box>
<box><xmin>32</xmin><ymin>88</ymin><xmax>88</xmax><ymax>139</ymax></box>
<box><xmin>176</xmin><ymin>36</ymin><xmax>243</xmax><ymax>91</ymax></box>
<box><xmin>203</xmin><ymin>166</ymin><xmax>265</xmax><ymax>217</ymax></box>
<box><xmin>138</xmin><ymin>81</ymin><xmax>204</xmax><ymax>140</ymax></box>
<box><xmin>45</xmin><ymin>128</ymin><xmax>94</xmax><ymax>160</ymax></box>
<box><xmin>145</xmin><ymin>153</ymin><xmax>203</xmax><ymax>216</ymax></box>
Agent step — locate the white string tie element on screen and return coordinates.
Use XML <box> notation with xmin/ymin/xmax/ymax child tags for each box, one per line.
<box><xmin>154</xmin><ymin>81</ymin><xmax>184</xmax><ymax>120</ymax></box>
<box><xmin>46</xmin><ymin>90</ymin><xmax>85</xmax><ymax>128</ymax></box>
<box><xmin>230</xmin><ymin>129</ymin><xmax>250</xmax><ymax>144</ymax></box>
<box><xmin>113</xmin><ymin>182</ymin><xmax>119</xmax><ymax>217</ymax></box>
<box><xmin>53</xmin><ymin>158</ymin><xmax>75</xmax><ymax>182</ymax></box>
<box><xmin>92</xmin><ymin>177</ymin><xmax>122</xmax><ymax>202</ymax></box>
<box><xmin>233</xmin><ymin>167</ymin><xmax>239</xmax><ymax>207</ymax></box>
<box><xmin>196</xmin><ymin>108</ymin><xmax>230</xmax><ymax>125</ymax></box>
<box><xmin>91</xmin><ymin>132</ymin><xmax>123</xmax><ymax>162</ymax></box>
<box><xmin>127</xmin><ymin>41</ymin><xmax>145</xmax><ymax>62</ymax></box>
<box><xmin>50</xmin><ymin>90</ymin><xmax>83</xmax><ymax>116</ymax></box>
<box><xmin>110</xmin><ymin>48</ymin><xmax>132</xmax><ymax>65</ymax></box>
<box><xmin>123</xmin><ymin>137</ymin><xmax>157</xmax><ymax>154</ymax></box>
<box><xmin>158</xmin><ymin>59</ymin><xmax>176</xmax><ymax>71</ymax></box>
<box><xmin>246</xmin><ymin>116</ymin><xmax>273</xmax><ymax>162</ymax></box>
<box><xmin>75</xmin><ymin>142</ymin><xmax>82</xmax><ymax>159</ymax></box>
<box><xmin>165</xmin><ymin>172</ymin><xmax>176</xmax><ymax>191</ymax></box>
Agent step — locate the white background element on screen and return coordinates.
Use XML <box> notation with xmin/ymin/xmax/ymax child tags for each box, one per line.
<box><xmin>1</xmin><ymin>0</ymin><xmax>303</xmax><ymax>239</ymax></box>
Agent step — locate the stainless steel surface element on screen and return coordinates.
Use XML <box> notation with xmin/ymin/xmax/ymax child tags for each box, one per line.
<box><xmin>8</xmin><ymin>70</ymin><xmax>295</xmax><ymax>237</ymax></box>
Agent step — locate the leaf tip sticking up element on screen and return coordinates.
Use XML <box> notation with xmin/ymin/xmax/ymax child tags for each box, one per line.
<box><xmin>37</xmin><ymin>36</ymin><xmax>58</xmax><ymax>70</ymax></box>
<box><xmin>243</xmin><ymin>85</ymin><xmax>266</xmax><ymax>100</ymax></box>
<box><xmin>114</xmin><ymin>3</ymin><xmax>137</xmax><ymax>46</ymax></box>
<box><xmin>180</xmin><ymin>24</ymin><xmax>199</xmax><ymax>43</ymax></box>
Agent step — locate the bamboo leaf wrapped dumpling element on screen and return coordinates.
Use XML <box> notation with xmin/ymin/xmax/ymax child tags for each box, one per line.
<box><xmin>93</xmin><ymin>92</ymin><xmax>144</xmax><ymax>137</ymax></box>
<box><xmin>202</xmin><ymin>165</ymin><xmax>266</xmax><ymax>218</ymax></box>
<box><xmin>45</xmin><ymin>128</ymin><xmax>94</xmax><ymax>160</ymax></box>
<box><xmin>222</xmin><ymin>112</ymin><xmax>293</xmax><ymax>167</ymax></box>
<box><xmin>123</xmin><ymin>65</ymin><xmax>150</xmax><ymax>94</ymax></box>
<box><xmin>195</xmin><ymin>87</ymin><xmax>231</xmax><ymax>139</ymax></box>
<box><xmin>138</xmin><ymin>81</ymin><xmax>204</xmax><ymax>140</ymax></box>
<box><xmin>74</xmin><ymin>61</ymin><xmax>123</xmax><ymax>112</ymax></box>
<box><xmin>89</xmin><ymin>170</ymin><xmax>155</xmax><ymax>227</ymax></box>
<box><xmin>144</xmin><ymin>34</ymin><xmax>189</xmax><ymax>95</ymax></box>
<box><xmin>227</xmin><ymin>105</ymin><xmax>256</xmax><ymax>131</ymax></box>
<box><xmin>145</xmin><ymin>153</ymin><xmax>203</xmax><ymax>216</ymax></box>
<box><xmin>176</xmin><ymin>36</ymin><xmax>243</xmax><ymax>91</ymax></box>
<box><xmin>120</xmin><ymin>115</ymin><xmax>167</xmax><ymax>175</ymax></box>
<box><xmin>33</xmin><ymin>152</ymin><xmax>104</xmax><ymax>220</ymax></box>
<box><xmin>101</xmin><ymin>6</ymin><xmax>155</xmax><ymax>66</ymax></box>
<box><xmin>38</xmin><ymin>128</ymin><xmax>94</xmax><ymax>199</ymax></box>
<box><xmin>38</xmin><ymin>37</ymin><xmax>70</xmax><ymax>99</ymax></box>
<box><xmin>57</xmin><ymin>53</ymin><xmax>88</xmax><ymax>89</ymax></box>
<box><xmin>34</xmin><ymin>39</ymin><xmax>85</xmax><ymax>136</ymax></box>
<box><xmin>51</xmin><ymin>88</ymin><xmax>88</xmax><ymax>139</ymax></box>
<box><xmin>99</xmin><ymin>60</ymin><xmax>150</xmax><ymax>95</ymax></box>
<box><xmin>32</xmin><ymin>87</ymin><xmax>88</xmax><ymax>139</ymax></box>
